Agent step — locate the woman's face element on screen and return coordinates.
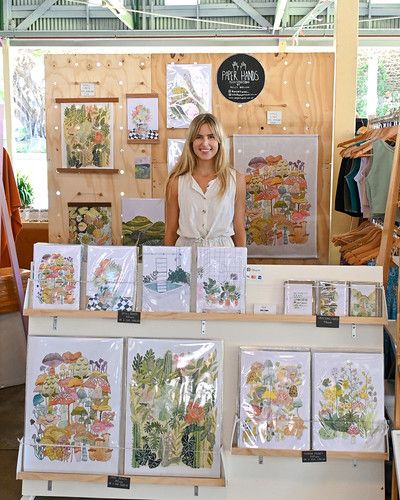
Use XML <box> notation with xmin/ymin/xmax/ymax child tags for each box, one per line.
<box><xmin>192</xmin><ymin>123</ymin><xmax>219</xmax><ymax>163</ymax></box>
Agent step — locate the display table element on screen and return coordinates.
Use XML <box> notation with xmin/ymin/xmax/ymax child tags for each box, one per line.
<box><xmin>18</xmin><ymin>265</ymin><xmax>388</xmax><ymax>500</ymax></box>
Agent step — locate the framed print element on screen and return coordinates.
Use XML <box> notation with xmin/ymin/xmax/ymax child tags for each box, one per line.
<box><xmin>317</xmin><ymin>281</ymin><xmax>348</xmax><ymax>317</ymax></box>
<box><xmin>349</xmin><ymin>282</ymin><xmax>382</xmax><ymax>317</ymax></box>
<box><xmin>68</xmin><ymin>202</ymin><xmax>112</xmax><ymax>246</ymax></box>
<box><xmin>312</xmin><ymin>351</ymin><xmax>385</xmax><ymax>452</ymax></box>
<box><xmin>167</xmin><ymin>63</ymin><xmax>212</xmax><ymax>128</ymax></box>
<box><xmin>284</xmin><ymin>280</ymin><xmax>315</xmax><ymax>315</ymax></box>
<box><xmin>134</xmin><ymin>156</ymin><xmax>151</xmax><ymax>179</ymax></box>
<box><xmin>33</xmin><ymin>243</ymin><xmax>82</xmax><ymax>310</ymax></box>
<box><xmin>125</xmin><ymin>338</ymin><xmax>223</xmax><ymax>477</ymax></box>
<box><xmin>59</xmin><ymin>100</ymin><xmax>114</xmax><ymax>169</ymax></box>
<box><xmin>239</xmin><ymin>348</ymin><xmax>311</xmax><ymax>450</ymax></box>
<box><xmin>233</xmin><ymin>134</ymin><xmax>318</xmax><ymax>258</ymax></box>
<box><xmin>196</xmin><ymin>247</ymin><xmax>247</xmax><ymax>313</ymax></box>
<box><xmin>142</xmin><ymin>246</ymin><xmax>191</xmax><ymax>312</ymax></box>
<box><xmin>121</xmin><ymin>198</ymin><xmax>165</xmax><ymax>255</ymax></box>
<box><xmin>86</xmin><ymin>245</ymin><xmax>137</xmax><ymax>311</ymax></box>
<box><xmin>167</xmin><ymin>138</ymin><xmax>185</xmax><ymax>174</ymax></box>
<box><xmin>127</xmin><ymin>93</ymin><xmax>159</xmax><ymax>143</ymax></box>
<box><xmin>24</xmin><ymin>336</ymin><xmax>124</xmax><ymax>473</ymax></box>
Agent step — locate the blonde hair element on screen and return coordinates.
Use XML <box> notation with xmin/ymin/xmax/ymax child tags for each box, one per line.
<box><xmin>167</xmin><ymin>113</ymin><xmax>232</xmax><ymax>196</ymax></box>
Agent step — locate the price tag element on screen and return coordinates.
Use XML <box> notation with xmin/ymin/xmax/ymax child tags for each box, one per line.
<box><xmin>80</xmin><ymin>82</ymin><xmax>96</xmax><ymax>97</ymax></box>
<box><xmin>107</xmin><ymin>475</ymin><xmax>131</xmax><ymax>489</ymax></box>
<box><xmin>117</xmin><ymin>310</ymin><xmax>141</xmax><ymax>324</ymax></box>
<box><xmin>302</xmin><ymin>450</ymin><xmax>327</xmax><ymax>463</ymax></box>
<box><xmin>315</xmin><ymin>315</ymin><xmax>339</xmax><ymax>328</ymax></box>
<box><xmin>267</xmin><ymin>111</ymin><xmax>282</xmax><ymax>125</ymax></box>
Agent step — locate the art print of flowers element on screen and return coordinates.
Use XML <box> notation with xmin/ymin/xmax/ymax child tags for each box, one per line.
<box><xmin>313</xmin><ymin>352</ymin><xmax>385</xmax><ymax>452</ymax></box>
<box><xmin>349</xmin><ymin>283</ymin><xmax>380</xmax><ymax>317</ymax></box>
<box><xmin>239</xmin><ymin>350</ymin><xmax>310</xmax><ymax>450</ymax></box>
<box><xmin>61</xmin><ymin>102</ymin><xmax>113</xmax><ymax>169</ymax></box>
<box><xmin>24</xmin><ymin>337</ymin><xmax>123</xmax><ymax>473</ymax></box>
<box><xmin>233</xmin><ymin>135</ymin><xmax>318</xmax><ymax>258</ymax></box>
<box><xmin>68</xmin><ymin>205</ymin><xmax>112</xmax><ymax>246</ymax></box>
<box><xmin>127</xmin><ymin>94</ymin><xmax>159</xmax><ymax>143</ymax></box>
<box><xmin>317</xmin><ymin>281</ymin><xmax>348</xmax><ymax>317</ymax></box>
<box><xmin>125</xmin><ymin>339</ymin><xmax>223</xmax><ymax>477</ymax></box>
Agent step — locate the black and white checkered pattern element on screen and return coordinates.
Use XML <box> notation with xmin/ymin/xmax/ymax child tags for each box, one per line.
<box><xmin>114</xmin><ymin>297</ymin><xmax>134</xmax><ymax>312</ymax></box>
<box><xmin>86</xmin><ymin>294</ymin><xmax>103</xmax><ymax>311</ymax></box>
<box><xmin>128</xmin><ymin>129</ymin><xmax>159</xmax><ymax>140</ymax></box>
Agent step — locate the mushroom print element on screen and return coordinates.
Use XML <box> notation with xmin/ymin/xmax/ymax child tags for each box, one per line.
<box><xmin>24</xmin><ymin>337</ymin><xmax>123</xmax><ymax>473</ymax></box>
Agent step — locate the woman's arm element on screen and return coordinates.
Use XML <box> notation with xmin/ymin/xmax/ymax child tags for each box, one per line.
<box><xmin>232</xmin><ymin>172</ymin><xmax>247</xmax><ymax>247</ymax></box>
<box><xmin>164</xmin><ymin>177</ymin><xmax>180</xmax><ymax>246</ymax></box>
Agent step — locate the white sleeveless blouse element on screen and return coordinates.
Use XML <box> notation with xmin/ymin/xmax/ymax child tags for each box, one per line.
<box><xmin>176</xmin><ymin>170</ymin><xmax>236</xmax><ymax>247</ymax></box>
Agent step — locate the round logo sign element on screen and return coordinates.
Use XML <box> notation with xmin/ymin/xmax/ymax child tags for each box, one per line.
<box><xmin>217</xmin><ymin>54</ymin><xmax>265</xmax><ymax>103</ymax></box>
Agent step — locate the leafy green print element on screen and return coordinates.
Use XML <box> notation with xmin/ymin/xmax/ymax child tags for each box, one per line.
<box><xmin>130</xmin><ymin>346</ymin><xmax>219</xmax><ymax>470</ymax></box>
<box><xmin>318</xmin><ymin>362</ymin><xmax>378</xmax><ymax>441</ymax></box>
<box><xmin>203</xmin><ymin>278</ymin><xmax>240</xmax><ymax>307</ymax></box>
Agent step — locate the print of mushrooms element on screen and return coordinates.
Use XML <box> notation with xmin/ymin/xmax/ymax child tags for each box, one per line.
<box><xmin>91</xmin><ymin>419</ymin><xmax>113</xmax><ymax>434</ymax></box>
<box><xmin>71</xmin><ymin>406</ymin><xmax>88</xmax><ymax>423</ymax></box>
<box><xmin>49</xmin><ymin>391</ymin><xmax>78</xmax><ymax>425</ymax></box>
<box><xmin>42</xmin><ymin>352</ymin><xmax>64</xmax><ymax>371</ymax></box>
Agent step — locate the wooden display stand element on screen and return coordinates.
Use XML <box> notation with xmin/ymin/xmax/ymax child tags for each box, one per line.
<box><xmin>18</xmin><ymin>265</ymin><xmax>387</xmax><ymax>500</ymax></box>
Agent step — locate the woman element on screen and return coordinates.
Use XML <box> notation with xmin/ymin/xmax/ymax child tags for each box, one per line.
<box><xmin>164</xmin><ymin>113</ymin><xmax>246</xmax><ymax>248</ymax></box>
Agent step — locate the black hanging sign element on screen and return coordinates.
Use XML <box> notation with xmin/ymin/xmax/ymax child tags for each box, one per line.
<box><xmin>217</xmin><ymin>54</ymin><xmax>265</xmax><ymax>103</ymax></box>
<box><xmin>302</xmin><ymin>450</ymin><xmax>327</xmax><ymax>463</ymax></box>
<box><xmin>107</xmin><ymin>475</ymin><xmax>131</xmax><ymax>489</ymax></box>
<box><xmin>117</xmin><ymin>310</ymin><xmax>141</xmax><ymax>324</ymax></box>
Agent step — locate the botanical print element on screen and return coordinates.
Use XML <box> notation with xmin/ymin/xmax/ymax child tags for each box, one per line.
<box><xmin>196</xmin><ymin>247</ymin><xmax>247</xmax><ymax>313</ymax></box>
<box><xmin>68</xmin><ymin>204</ymin><xmax>112</xmax><ymax>246</ymax></box>
<box><xmin>24</xmin><ymin>336</ymin><xmax>123</xmax><ymax>473</ymax></box>
<box><xmin>284</xmin><ymin>281</ymin><xmax>314</xmax><ymax>315</ymax></box>
<box><xmin>122</xmin><ymin>198</ymin><xmax>165</xmax><ymax>255</ymax></box>
<box><xmin>142</xmin><ymin>246</ymin><xmax>191</xmax><ymax>312</ymax></box>
<box><xmin>127</xmin><ymin>94</ymin><xmax>159</xmax><ymax>143</ymax></box>
<box><xmin>239</xmin><ymin>349</ymin><xmax>311</xmax><ymax>450</ymax></box>
<box><xmin>233</xmin><ymin>135</ymin><xmax>318</xmax><ymax>258</ymax></box>
<box><xmin>167</xmin><ymin>138</ymin><xmax>185</xmax><ymax>173</ymax></box>
<box><xmin>125</xmin><ymin>339</ymin><xmax>223</xmax><ymax>477</ymax></box>
<box><xmin>134</xmin><ymin>156</ymin><xmax>151</xmax><ymax>179</ymax></box>
<box><xmin>317</xmin><ymin>281</ymin><xmax>348</xmax><ymax>317</ymax></box>
<box><xmin>312</xmin><ymin>352</ymin><xmax>385</xmax><ymax>452</ymax></box>
<box><xmin>167</xmin><ymin>64</ymin><xmax>212</xmax><ymax>128</ymax></box>
<box><xmin>61</xmin><ymin>102</ymin><xmax>113</xmax><ymax>169</ymax></box>
<box><xmin>349</xmin><ymin>282</ymin><xmax>381</xmax><ymax>317</ymax></box>
<box><xmin>86</xmin><ymin>246</ymin><xmax>137</xmax><ymax>312</ymax></box>
<box><xmin>33</xmin><ymin>243</ymin><xmax>81</xmax><ymax>310</ymax></box>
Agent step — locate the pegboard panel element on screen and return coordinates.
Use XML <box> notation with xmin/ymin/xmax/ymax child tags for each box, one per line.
<box><xmin>45</xmin><ymin>54</ymin><xmax>152</xmax><ymax>244</ymax></box>
<box><xmin>151</xmin><ymin>52</ymin><xmax>334</xmax><ymax>265</ymax></box>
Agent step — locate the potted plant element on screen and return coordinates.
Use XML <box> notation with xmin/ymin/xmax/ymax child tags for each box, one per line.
<box><xmin>16</xmin><ymin>173</ymin><xmax>34</xmax><ymax>220</ymax></box>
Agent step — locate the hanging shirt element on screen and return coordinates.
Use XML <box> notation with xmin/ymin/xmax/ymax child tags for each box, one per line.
<box><xmin>176</xmin><ymin>170</ymin><xmax>236</xmax><ymax>247</ymax></box>
<box><xmin>354</xmin><ymin>157</ymin><xmax>372</xmax><ymax>218</ymax></box>
<box><xmin>335</xmin><ymin>157</ymin><xmax>355</xmax><ymax>215</ymax></box>
<box><xmin>365</xmin><ymin>140</ymin><xmax>395</xmax><ymax>216</ymax></box>
<box><xmin>344</xmin><ymin>158</ymin><xmax>362</xmax><ymax>215</ymax></box>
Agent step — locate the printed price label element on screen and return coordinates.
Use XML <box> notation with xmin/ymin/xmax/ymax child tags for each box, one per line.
<box><xmin>267</xmin><ymin>110</ymin><xmax>282</xmax><ymax>125</ymax></box>
<box><xmin>316</xmin><ymin>315</ymin><xmax>339</xmax><ymax>328</ymax></box>
<box><xmin>117</xmin><ymin>310</ymin><xmax>141</xmax><ymax>324</ymax></box>
<box><xmin>302</xmin><ymin>450</ymin><xmax>327</xmax><ymax>463</ymax></box>
<box><xmin>107</xmin><ymin>475</ymin><xmax>131</xmax><ymax>489</ymax></box>
<box><xmin>80</xmin><ymin>82</ymin><xmax>96</xmax><ymax>96</ymax></box>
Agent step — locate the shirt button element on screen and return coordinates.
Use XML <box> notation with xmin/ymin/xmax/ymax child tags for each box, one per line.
<box><xmin>202</xmin><ymin>224</ymin><xmax>205</xmax><ymax>227</ymax></box>
<box><xmin>202</xmin><ymin>209</ymin><xmax>206</xmax><ymax>214</ymax></box>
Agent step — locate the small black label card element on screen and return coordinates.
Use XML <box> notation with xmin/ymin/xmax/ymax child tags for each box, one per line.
<box><xmin>316</xmin><ymin>315</ymin><xmax>339</xmax><ymax>328</ymax></box>
<box><xmin>107</xmin><ymin>475</ymin><xmax>131</xmax><ymax>489</ymax></box>
<box><xmin>302</xmin><ymin>450</ymin><xmax>327</xmax><ymax>463</ymax></box>
<box><xmin>117</xmin><ymin>310</ymin><xmax>141</xmax><ymax>324</ymax></box>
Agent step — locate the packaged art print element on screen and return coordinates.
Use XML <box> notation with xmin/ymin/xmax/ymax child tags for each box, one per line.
<box><xmin>239</xmin><ymin>349</ymin><xmax>311</xmax><ymax>450</ymax></box>
<box><xmin>125</xmin><ymin>339</ymin><xmax>223</xmax><ymax>477</ymax></box>
<box><xmin>142</xmin><ymin>246</ymin><xmax>191</xmax><ymax>312</ymax></box>
<box><xmin>317</xmin><ymin>281</ymin><xmax>348</xmax><ymax>317</ymax></box>
<box><xmin>60</xmin><ymin>100</ymin><xmax>114</xmax><ymax>169</ymax></box>
<box><xmin>284</xmin><ymin>280</ymin><xmax>315</xmax><ymax>315</ymax></box>
<box><xmin>167</xmin><ymin>64</ymin><xmax>212</xmax><ymax>128</ymax></box>
<box><xmin>312</xmin><ymin>351</ymin><xmax>385</xmax><ymax>452</ymax></box>
<box><xmin>33</xmin><ymin>243</ymin><xmax>82</xmax><ymax>310</ymax></box>
<box><xmin>233</xmin><ymin>135</ymin><xmax>318</xmax><ymax>258</ymax></box>
<box><xmin>68</xmin><ymin>203</ymin><xmax>112</xmax><ymax>246</ymax></box>
<box><xmin>86</xmin><ymin>245</ymin><xmax>137</xmax><ymax>311</ymax></box>
<box><xmin>349</xmin><ymin>282</ymin><xmax>381</xmax><ymax>317</ymax></box>
<box><xmin>24</xmin><ymin>336</ymin><xmax>123</xmax><ymax>473</ymax></box>
<box><xmin>127</xmin><ymin>94</ymin><xmax>159</xmax><ymax>143</ymax></box>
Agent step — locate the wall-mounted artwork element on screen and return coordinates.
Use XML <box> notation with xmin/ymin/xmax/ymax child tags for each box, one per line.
<box><xmin>33</xmin><ymin>243</ymin><xmax>82</xmax><ymax>310</ymax></box>
<box><xmin>349</xmin><ymin>282</ymin><xmax>381</xmax><ymax>317</ymax></box>
<box><xmin>317</xmin><ymin>281</ymin><xmax>348</xmax><ymax>317</ymax></box>
<box><xmin>167</xmin><ymin>138</ymin><xmax>185</xmax><ymax>174</ymax></box>
<box><xmin>60</xmin><ymin>100</ymin><xmax>114</xmax><ymax>169</ymax></box>
<box><xmin>312</xmin><ymin>351</ymin><xmax>385</xmax><ymax>452</ymax></box>
<box><xmin>167</xmin><ymin>64</ymin><xmax>212</xmax><ymax>128</ymax></box>
<box><xmin>284</xmin><ymin>281</ymin><xmax>315</xmax><ymax>315</ymax></box>
<box><xmin>68</xmin><ymin>203</ymin><xmax>112</xmax><ymax>246</ymax></box>
<box><xmin>134</xmin><ymin>156</ymin><xmax>151</xmax><ymax>179</ymax></box>
<box><xmin>239</xmin><ymin>349</ymin><xmax>311</xmax><ymax>450</ymax></box>
<box><xmin>196</xmin><ymin>247</ymin><xmax>247</xmax><ymax>313</ymax></box>
<box><xmin>122</xmin><ymin>198</ymin><xmax>165</xmax><ymax>254</ymax></box>
<box><xmin>233</xmin><ymin>135</ymin><xmax>318</xmax><ymax>258</ymax></box>
<box><xmin>142</xmin><ymin>246</ymin><xmax>191</xmax><ymax>312</ymax></box>
<box><xmin>86</xmin><ymin>246</ymin><xmax>137</xmax><ymax>312</ymax></box>
<box><xmin>24</xmin><ymin>336</ymin><xmax>123</xmax><ymax>473</ymax></box>
<box><xmin>125</xmin><ymin>338</ymin><xmax>223</xmax><ymax>477</ymax></box>
<box><xmin>127</xmin><ymin>94</ymin><xmax>159</xmax><ymax>143</ymax></box>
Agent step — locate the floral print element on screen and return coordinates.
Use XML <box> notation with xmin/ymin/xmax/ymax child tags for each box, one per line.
<box><xmin>68</xmin><ymin>205</ymin><xmax>112</xmax><ymax>246</ymax></box>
